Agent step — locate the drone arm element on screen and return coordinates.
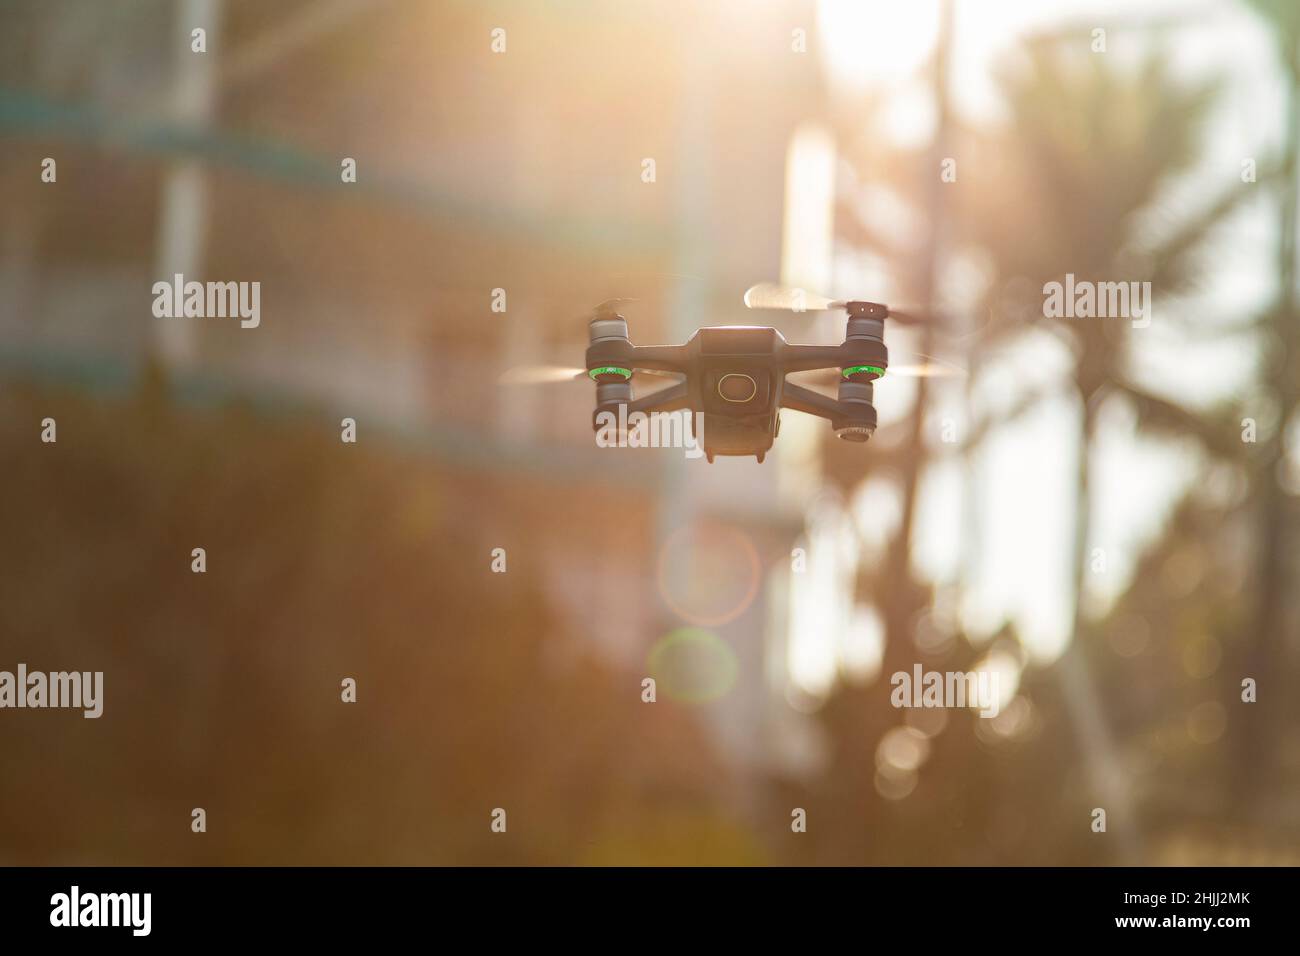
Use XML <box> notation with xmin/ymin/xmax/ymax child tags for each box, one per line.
<box><xmin>627</xmin><ymin>344</ymin><xmax>690</xmax><ymax>375</ymax></box>
<box><xmin>780</xmin><ymin>382</ymin><xmax>842</xmax><ymax>421</ymax></box>
<box><xmin>587</xmin><ymin>340</ymin><xmax>689</xmax><ymax>377</ymax></box>
<box><xmin>626</xmin><ymin>381</ymin><xmax>690</xmax><ymax>415</ymax></box>
<box><xmin>782</xmin><ymin>346</ymin><xmax>848</xmax><ymax>374</ymax></box>
<box><xmin>783</xmin><ymin>342</ymin><xmax>886</xmax><ymax>374</ymax></box>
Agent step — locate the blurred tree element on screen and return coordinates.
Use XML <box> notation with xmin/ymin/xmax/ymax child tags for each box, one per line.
<box><xmin>788</xmin><ymin>30</ymin><xmax>1273</xmax><ymax>864</ymax></box>
<box><xmin>954</xmin><ymin>37</ymin><xmax>1249</xmax><ymax>859</ymax></box>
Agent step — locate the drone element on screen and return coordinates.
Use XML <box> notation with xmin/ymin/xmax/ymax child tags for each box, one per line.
<box><xmin>502</xmin><ymin>284</ymin><xmax>958</xmax><ymax>463</ymax></box>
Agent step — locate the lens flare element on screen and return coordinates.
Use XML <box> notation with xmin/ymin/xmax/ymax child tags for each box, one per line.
<box><xmin>646</xmin><ymin>628</ymin><xmax>739</xmax><ymax>703</ymax></box>
<box><xmin>655</xmin><ymin>523</ymin><xmax>762</xmax><ymax>628</ymax></box>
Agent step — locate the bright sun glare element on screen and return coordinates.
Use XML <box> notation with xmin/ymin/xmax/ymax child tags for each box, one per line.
<box><xmin>816</xmin><ymin>0</ymin><xmax>942</xmax><ymax>90</ymax></box>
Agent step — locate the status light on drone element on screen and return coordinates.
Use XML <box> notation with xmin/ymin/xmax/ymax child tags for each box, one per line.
<box><xmin>588</xmin><ymin>366</ymin><xmax>633</xmax><ymax>380</ymax></box>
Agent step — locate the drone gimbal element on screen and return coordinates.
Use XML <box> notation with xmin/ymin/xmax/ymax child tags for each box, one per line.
<box><xmin>585</xmin><ymin>301</ymin><xmax>894</xmax><ymax>463</ymax></box>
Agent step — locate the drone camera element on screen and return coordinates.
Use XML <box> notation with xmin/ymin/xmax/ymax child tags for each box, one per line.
<box><xmin>717</xmin><ymin>373</ymin><xmax>758</xmax><ymax>402</ymax></box>
<box><xmin>704</xmin><ymin>368</ymin><xmax>770</xmax><ymax>409</ymax></box>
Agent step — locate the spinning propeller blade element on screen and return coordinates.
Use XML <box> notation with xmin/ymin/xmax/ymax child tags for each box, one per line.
<box><xmin>788</xmin><ymin>353</ymin><xmax>966</xmax><ymax>389</ymax></box>
<box><xmin>742</xmin><ymin>283</ymin><xmax>844</xmax><ymax>312</ymax></box>
<box><xmin>498</xmin><ymin>365</ymin><xmax>586</xmax><ymax>386</ymax></box>
<box><xmin>887</xmin><ymin>360</ymin><xmax>964</xmax><ymax>378</ymax></box>
<box><xmin>588</xmin><ymin>298</ymin><xmax>638</xmax><ymax>320</ymax></box>
<box><xmin>743</xmin><ymin>283</ymin><xmax>945</xmax><ymax>326</ymax></box>
<box><xmin>498</xmin><ymin>364</ymin><xmax>680</xmax><ymax>387</ymax></box>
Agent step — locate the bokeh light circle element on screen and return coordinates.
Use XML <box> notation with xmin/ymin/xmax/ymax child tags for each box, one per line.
<box><xmin>646</xmin><ymin>628</ymin><xmax>739</xmax><ymax>703</ymax></box>
<box><xmin>655</xmin><ymin>523</ymin><xmax>761</xmax><ymax>628</ymax></box>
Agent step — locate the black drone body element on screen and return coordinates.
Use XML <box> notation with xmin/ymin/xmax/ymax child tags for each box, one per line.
<box><xmin>585</xmin><ymin>300</ymin><xmax>896</xmax><ymax>463</ymax></box>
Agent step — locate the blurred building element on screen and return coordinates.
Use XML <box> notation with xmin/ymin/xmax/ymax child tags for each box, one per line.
<box><xmin>0</xmin><ymin>0</ymin><xmax>833</xmax><ymax>774</ymax></box>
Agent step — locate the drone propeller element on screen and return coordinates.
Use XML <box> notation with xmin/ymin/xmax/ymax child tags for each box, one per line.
<box><xmin>499</xmin><ymin>299</ymin><xmax>655</xmax><ymax>387</ymax></box>
<box><xmin>498</xmin><ymin>364</ymin><xmax>680</xmax><ymax>387</ymax></box>
<box><xmin>742</xmin><ymin>283</ymin><xmax>845</xmax><ymax>312</ymax></box>
<box><xmin>498</xmin><ymin>364</ymin><xmax>588</xmax><ymax>386</ymax></box>
<box><xmin>743</xmin><ymin>283</ymin><xmax>939</xmax><ymax>326</ymax></box>
<box><xmin>788</xmin><ymin>352</ymin><xmax>966</xmax><ymax>387</ymax></box>
<box><xmin>886</xmin><ymin>360</ymin><xmax>965</xmax><ymax>378</ymax></box>
<box><xmin>588</xmin><ymin>298</ymin><xmax>638</xmax><ymax>320</ymax></box>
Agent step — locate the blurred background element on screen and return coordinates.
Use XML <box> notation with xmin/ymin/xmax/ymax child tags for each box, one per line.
<box><xmin>1</xmin><ymin>0</ymin><xmax>1299</xmax><ymax>865</ymax></box>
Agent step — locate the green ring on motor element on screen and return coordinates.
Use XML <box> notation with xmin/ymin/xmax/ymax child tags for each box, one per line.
<box><xmin>842</xmin><ymin>365</ymin><xmax>886</xmax><ymax>379</ymax></box>
<box><xmin>588</xmin><ymin>366</ymin><xmax>633</xmax><ymax>380</ymax></box>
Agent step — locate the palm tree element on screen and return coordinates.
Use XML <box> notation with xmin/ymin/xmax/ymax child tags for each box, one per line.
<box><xmin>801</xmin><ymin>27</ymin><xmax>1264</xmax><ymax>863</ymax></box>
<box><xmin>960</xmin><ymin>34</ymin><xmax>1259</xmax><ymax>855</ymax></box>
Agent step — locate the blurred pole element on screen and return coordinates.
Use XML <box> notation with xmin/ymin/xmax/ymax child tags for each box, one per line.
<box><xmin>152</xmin><ymin>0</ymin><xmax>220</xmax><ymax>370</ymax></box>
<box><xmin>1058</xmin><ymin>398</ymin><xmax>1141</xmax><ymax>858</ymax></box>
<box><xmin>882</xmin><ymin>1</ymin><xmax>952</xmax><ymax>630</ymax></box>
<box><xmin>1239</xmin><ymin>14</ymin><xmax>1300</xmax><ymax>804</ymax></box>
<box><xmin>658</xmin><ymin>17</ymin><xmax>711</xmax><ymax>657</ymax></box>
